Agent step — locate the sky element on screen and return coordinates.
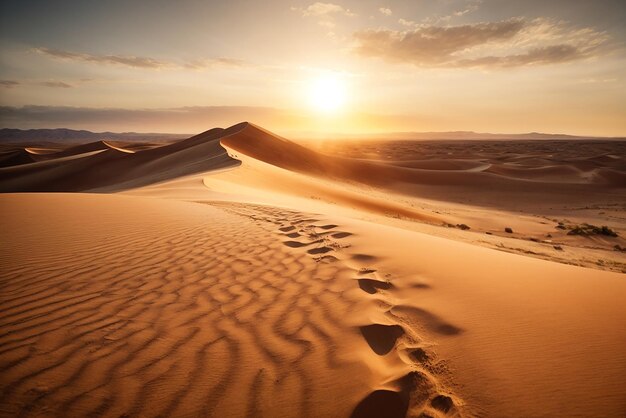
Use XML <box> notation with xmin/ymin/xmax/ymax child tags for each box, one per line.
<box><xmin>1</xmin><ymin>0</ymin><xmax>625</xmax><ymax>136</ymax></box>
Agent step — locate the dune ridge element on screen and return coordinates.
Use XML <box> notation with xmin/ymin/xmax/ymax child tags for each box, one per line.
<box><xmin>221</xmin><ymin>123</ymin><xmax>620</xmax><ymax>189</ymax></box>
<box><xmin>0</xmin><ymin>127</ymin><xmax>240</xmax><ymax>192</ymax></box>
<box><xmin>3</xmin><ymin>122</ymin><xmax>624</xmax><ymax>194</ymax></box>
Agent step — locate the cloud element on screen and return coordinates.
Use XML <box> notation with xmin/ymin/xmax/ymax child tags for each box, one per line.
<box><xmin>39</xmin><ymin>81</ymin><xmax>73</xmax><ymax>88</ymax></box>
<box><xmin>355</xmin><ymin>19</ymin><xmax>525</xmax><ymax>63</ymax></box>
<box><xmin>34</xmin><ymin>47</ymin><xmax>167</xmax><ymax>69</ymax></box>
<box><xmin>1</xmin><ymin>79</ymin><xmax>75</xmax><ymax>89</ymax></box>
<box><xmin>296</xmin><ymin>2</ymin><xmax>355</xmax><ymax>17</ymax></box>
<box><xmin>210</xmin><ymin>57</ymin><xmax>247</xmax><ymax>66</ymax></box>
<box><xmin>455</xmin><ymin>45</ymin><xmax>582</xmax><ymax>67</ymax></box>
<box><xmin>379</xmin><ymin>8</ymin><xmax>392</xmax><ymax>16</ymax></box>
<box><xmin>453</xmin><ymin>0</ymin><xmax>482</xmax><ymax>17</ymax></box>
<box><xmin>415</xmin><ymin>0</ymin><xmax>482</xmax><ymax>25</ymax></box>
<box><xmin>183</xmin><ymin>57</ymin><xmax>248</xmax><ymax>69</ymax></box>
<box><xmin>0</xmin><ymin>80</ymin><xmax>20</xmax><ymax>88</ymax></box>
<box><xmin>0</xmin><ymin>105</ymin><xmax>425</xmax><ymax>135</ymax></box>
<box><xmin>0</xmin><ymin>105</ymin><xmax>284</xmax><ymax>132</ymax></box>
<box><xmin>353</xmin><ymin>18</ymin><xmax>609</xmax><ymax>68</ymax></box>
<box><xmin>33</xmin><ymin>47</ymin><xmax>247</xmax><ymax>70</ymax></box>
<box><xmin>292</xmin><ymin>2</ymin><xmax>355</xmax><ymax>34</ymax></box>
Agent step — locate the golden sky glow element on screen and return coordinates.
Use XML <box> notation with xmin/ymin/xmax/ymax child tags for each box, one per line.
<box><xmin>0</xmin><ymin>1</ymin><xmax>625</xmax><ymax>136</ymax></box>
<box><xmin>308</xmin><ymin>72</ymin><xmax>348</xmax><ymax>113</ymax></box>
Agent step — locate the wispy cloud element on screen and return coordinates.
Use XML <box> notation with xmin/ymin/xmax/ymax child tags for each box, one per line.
<box><xmin>0</xmin><ymin>80</ymin><xmax>20</xmax><ymax>88</ymax></box>
<box><xmin>292</xmin><ymin>2</ymin><xmax>355</xmax><ymax>33</ymax></box>
<box><xmin>183</xmin><ymin>57</ymin><xmax>248</xmax><ymax>70</ymax></box>
<box><xmin>379</xmin><ymin>8</ymin><xmax>392</xmax><ymax>16</ymax></box>
<box><xmin>354</xmin><ymin>18</ymin><xmax>610</xmax><ymax>68</ymax></box>
<box><xmin>33</xmin><ymin>47</ymin><xmax>248</xmax><ymax>70</ymax></box>
<box><xmin>294</xmin><ymin>2</ymin><xmax>355</xmax><ymax>17</ymax></box>
<box><xmin>34</xmin><ymin>47</ymin><xmax>167</xmax><ymax>69</ymax></box>
<box><xmin>0</xmin><ymin>105</ymin><xmax>281</xmax><ymax>132</ymax></box>
<box><xmin>411</xmin><ymin>0</ymin><xmax>483</xmax><ymax>25</ymax></box>
<box><xmin>453</xmin><ymin>0</ymin><xmax>482</xmax><ymax>17</ymax></box>
<box><xmin>1</xmin><ymin>79</ymin><xmax>74</xmax><ymax>89</ymax></box>
<box><xmin>398</xmin><ymin>18</ymin><xmax>416</xmax><ymax>27</ymax></box>
<box><xmin>38</xmin><ymin>81</ymin><xmax>73</xmax><ymax>88</ymax></box>
<box><xmin>0</xmin><ymin>105</ymin><xmax>427</xmax><ymax>135</ymax></box>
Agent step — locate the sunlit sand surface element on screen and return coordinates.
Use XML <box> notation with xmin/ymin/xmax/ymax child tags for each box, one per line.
<box><xmin>1</xmin><ymin>123</ymin><xmax>625</xmax><ymax>417</ymax></box>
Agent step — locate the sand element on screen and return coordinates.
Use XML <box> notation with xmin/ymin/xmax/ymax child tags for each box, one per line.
<box><xmin>1</xmin><ymin>122</ymin><xmax>625</xmax><ymax>417</ymax></box>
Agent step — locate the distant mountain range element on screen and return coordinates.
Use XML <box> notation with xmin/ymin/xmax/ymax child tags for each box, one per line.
<box><xmin>327</xmin><ymin>131</ymin><xmax>618</xmax><ymax>141</ymax></box>
<box><xmin>0</xmin><ymin>127</ymin><xmax>620</xmax><ymax>144</ymax></box>
<box><xmin>384</xmin><ymin>131</ymin><xmax>594</xmax><ymax>140</ymax></box>
<box><xmin>0</xmin><ymin>128</ymin><xmax>189</xmax><ymax>144</ymax></box>
<box><xmin>290</xmin><ymin>130</ymin><xmax>621</xmax><ymax>141</ymax></box>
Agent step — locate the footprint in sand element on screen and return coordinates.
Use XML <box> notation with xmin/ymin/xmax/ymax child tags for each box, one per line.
<box><xmin>431</xmin><ymin>394</ymin><xmax>455</xmax><ymax>413</ymax></box>
<box><xmin>351</xmin><ymin>254</ymin><xmax>378</xmax><ymax>263</ymax></box>
<box><xmin>411</xmin><ymin>282</ymin><xmax>431</xmax><ymax>289</ymax></box>
<box><xmin>408</xmin><ymin>347</ymin><xmax>430</xmax><ymax>364</ymax></box>
<box><xmin>254</xmin><ymin>209</ymin><xmax>461</xmax><ymax>415</ymax></box>
<box><xmin>283</xmin><ymin>240</ymin><xmax>309</xmax><ymax>248</ymax></box>
<box><xmin>312</xmin><ymin>224</ymin><xmax>338</xmax><ymax>230</ymax></box>
<box><xmin>307</xmin><ymin>246</ymin><xmax>334</xmax><ymax>255</ymax></box>
<box><xmin>351</xmin><ymin>371</ymin><xmax>457</xmax><ymax>418</ymax></box>
<box><xmin>359</xmin><ymin>324</ymin><xmax>405</xmax><ymax>355</ymax></box>
<box><xmin>350</xmin><ymin>390</ymin><xmax>408</xmax><ymax>418</ymax></box>
<box><xmin>357</xmin><ymin>279</ymin><xmax>392</xmax><ymax>294</ymax></box>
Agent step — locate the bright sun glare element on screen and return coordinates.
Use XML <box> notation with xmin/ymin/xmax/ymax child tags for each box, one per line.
<box><xmin>309</xmin><ymin>74</ymin><xmax>347</xmax><ymax>113</ymax></box>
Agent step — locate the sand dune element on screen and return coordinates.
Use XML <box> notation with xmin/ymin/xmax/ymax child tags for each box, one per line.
<box><xmin>219</xmin><ymin>124</ymin><xmax>626</xmax><ymax>198</ymax></box>
<box><xmin>220</xmin><ymin>123</ymin><xmax>546</xmax><ymax>190</ymax></box>
<box><xmin>486</xmin><ymin>163</ymin><xmax>585</xmax><ymax>182</ymax></box>
<box><xmin>312</xmin><ymin>137</ymin><xmax>626</xmax><ymax>187</ymax></box>
<box><xmin>1</xmin><ymin>122</ymin><xmax>625</xmax><ymax>417</ymax></box>
<box><xmin>46</xmin><ymin>140</ymin><xmax>112</xmax><ymax>158</ymax></box>
<box><xmin>0</xmin><ymin>148</ymin><xmax>37</xmax><ymax>168</ymax></box>
<box><xmin>380</xmin><ymin>159</ymin><xmax>490</xmax><ymax>172</ymax></box>
<box><xmin>0</xmin><ymin>128</ymin><xmax>239</xmax><ymax>192</ymax></box>
<box><xmin>2</xmin><ymin>122</ymin><xmax>624</xmax><ymax>193</ymax></box>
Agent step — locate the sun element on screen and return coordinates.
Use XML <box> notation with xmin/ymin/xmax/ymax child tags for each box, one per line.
<box><xmin>309</xmin><ymin>74</ymin><xmax>347</xmax><ymax>113</ymax></box>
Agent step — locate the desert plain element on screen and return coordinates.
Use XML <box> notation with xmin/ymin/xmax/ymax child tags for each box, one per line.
<box><xmin>0</xmin><ymin>122</ymin><xmax>625</xmax><ymax>417</ymax></box>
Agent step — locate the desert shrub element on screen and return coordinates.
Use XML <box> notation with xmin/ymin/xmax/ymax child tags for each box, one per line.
<box><xmin>567</xmin><ymin>224</ymin><xmax>618</xmax><ymax>237</ymax></box>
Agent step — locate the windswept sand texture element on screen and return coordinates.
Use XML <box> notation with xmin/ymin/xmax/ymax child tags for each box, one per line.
<box><xmin>1</xmin><ymin>122</ymin><xmax>625</xmax><ymax>417</ymax></box>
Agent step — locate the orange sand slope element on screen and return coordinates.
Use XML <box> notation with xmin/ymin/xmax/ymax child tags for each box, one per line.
<box><xmin>1</xmin><ymin>122</ymin><xmax>626</xmax><ymax>417</ymax></box>
<box><xmin>1</xmin><ymin>193</ymin><xmax>466</xmax><ymax>418</ymax></box>
<box><xmin>2</xmin><ymin>193</ymin><xmax>625</xmax><ymax>418</ymax></box>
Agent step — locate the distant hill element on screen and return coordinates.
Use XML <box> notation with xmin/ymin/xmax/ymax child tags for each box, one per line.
<box><xmin>297</xmin><ymin>130</ymin><xmax>620</xmax><ymax>141</ymax></box>
<box><xmin>386</xmin><ymin>131</ymin><xmax>591</xmax><ymax>140</ymax></box>
<box><xmin>0</xmin><ymin>128</ymin><xmax>189</xmax><ymax>144</ymax></box>
<box><xmin>1</xmin><ymin>127</ymin><xmax>621</xmax><ymax>145</ymax></box>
